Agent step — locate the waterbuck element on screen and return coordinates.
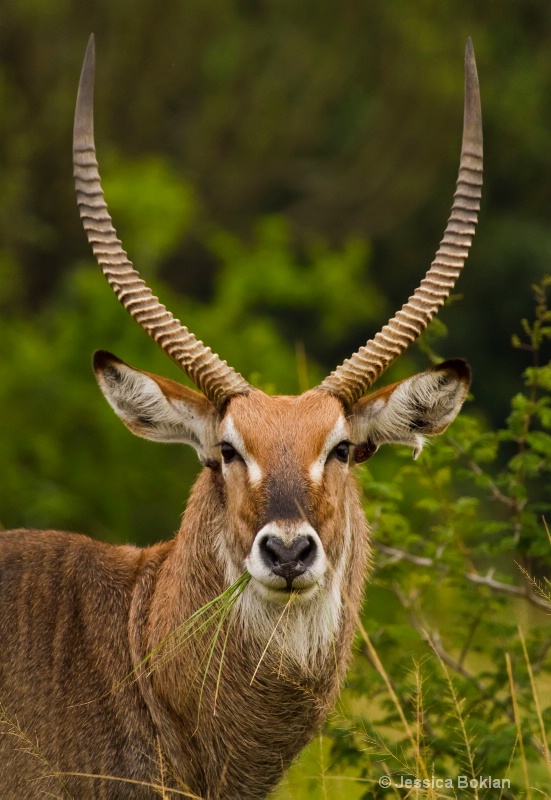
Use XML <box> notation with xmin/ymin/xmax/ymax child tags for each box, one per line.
<box><xmin>0</xmin><ymin>36</ymin><xmax>482</xmax><ymax>799</ymax></box>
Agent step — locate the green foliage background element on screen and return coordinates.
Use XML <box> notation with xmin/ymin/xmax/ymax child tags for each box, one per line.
<box><xmin>1</xmin><ymin>2</ymin><xmax>551</xmax><ymax>797</ymax></box>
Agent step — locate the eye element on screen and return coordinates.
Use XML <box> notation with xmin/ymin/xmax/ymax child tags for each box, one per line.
<box><xmin>220</xmin><ymin>442</ymin><xmax>238</xmax><ymax>464</ymax></box>
<box><xmin>333</xmin><ymin>441</ymin><xmax>350</xmax><ymax>463</ymax></box>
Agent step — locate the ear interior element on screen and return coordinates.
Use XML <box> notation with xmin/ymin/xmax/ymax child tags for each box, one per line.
<box><xmin>350</xmin><ymin>359</ymin><xmax>471</xmax><ymax>461</ymax></box>
<box><xmin>93</xmin><ymin>351</ymin><xmax>219</xmax><ymax>460</ymax></box>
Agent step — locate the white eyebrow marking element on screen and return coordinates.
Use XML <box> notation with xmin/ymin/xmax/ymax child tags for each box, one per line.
<box><xmin>309</xmin><ymin>415</ymin><xmax>348</xmax><ymax>484</ymax></box>
<box><xmin>222</xmin><ymin>415</ymin><xmax>263</xmax><ymax>485</ymax></box>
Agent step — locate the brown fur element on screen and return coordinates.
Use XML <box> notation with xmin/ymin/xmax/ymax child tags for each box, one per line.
<box><xmin>0</xmin><ymin>390</ymin><xmax>370</xmax><ymax>799</ymax></box>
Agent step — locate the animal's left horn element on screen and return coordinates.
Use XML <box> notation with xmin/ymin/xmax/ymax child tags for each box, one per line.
<box><xmin>73</xmin><ymin>34</ymin><xmax>252</xmax><ymax>411</ymax></box>
<box><xmin>319</xmin><ymin>38</ymin><xmax>483</xmax><ymax>408</ymax></box>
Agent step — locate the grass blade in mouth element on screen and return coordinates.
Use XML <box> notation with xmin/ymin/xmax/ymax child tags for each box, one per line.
<box><xmin>193</xmin><ymin>595</ymin><xmax>238</xmax><ymax>730</ymax></box>
<box><xmin>117</xmin><ymin>573</ymin><xmax>251</xmax><ymax>692</ymax></box>
<box><xmin>249</xmin><ymin>591</ymin><xmax>297</xmax><ymax>686</ymax></box>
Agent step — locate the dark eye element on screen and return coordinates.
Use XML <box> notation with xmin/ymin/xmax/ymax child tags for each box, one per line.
<box><xmin>220</xmin><ymin>442</ymin><xmax>237</xmax><ymax>464</ymax></box>
<box><xmin>334</xmin><ymin>441</ymin><xmax>350</xmax><ymax>463</ymax></box>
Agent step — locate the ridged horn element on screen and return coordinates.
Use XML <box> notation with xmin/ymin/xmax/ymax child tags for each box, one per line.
<box><xmin>319</xmin><ymin>38</ymin><xmax>483</xmax><ymax>408</ymax></box>
<box><xmin>73</xmin><ymin>34</ymin><xmax>252</xmax><ymax>411</ymax></box>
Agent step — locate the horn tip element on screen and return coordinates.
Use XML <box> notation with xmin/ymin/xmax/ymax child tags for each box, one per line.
<box><xmin>74</xmin><ymin>34</ymin><xmax>96</xmax><ymax>147</ymax></box>
<box><xmin>464</xmin><ymin>36</ymin><xmax>478</xmax><ymax>79</ymax></box>
<box><xmin>81</xmin><ymin>33</ymin><xmax>96</xmax><ymax>84</ymax></box>
<box><xmin>462</xmin><ymin>36</ymin><xmax>482</xmax><ymax>156</ymax></box>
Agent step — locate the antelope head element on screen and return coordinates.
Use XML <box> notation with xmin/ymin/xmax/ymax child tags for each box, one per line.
<box><xmin>73</xmin><ymin>36</ymin><xmax>482</xmax><ymax>611</ymax></box>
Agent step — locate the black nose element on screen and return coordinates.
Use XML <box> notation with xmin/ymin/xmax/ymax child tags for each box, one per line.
<box><xmin>260</xmin><ymin>535</ymin><xmax>317</xmax><ymax>589</ymax></box>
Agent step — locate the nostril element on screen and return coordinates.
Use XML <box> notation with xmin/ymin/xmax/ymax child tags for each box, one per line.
<box><xmin>289</xmin><ymin>536</ymin><xmax>315</xmax><ymax>565</ymax></box>
<box><xmin>263</xmin><ymin>537</ymin><xmax>280</xmax><ymax>568</ymax></box>
<box><xmin>260</xmin><ymin>535</ymin><xmax>317</xmax><ymax>584</ymax></box>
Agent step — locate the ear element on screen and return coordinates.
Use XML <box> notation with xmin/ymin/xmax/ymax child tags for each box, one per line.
<box><xmin>349</xmin><ymin>359</ymin><xmax>471</xmax><ymax>461</ymax></box>
<box><xmin>93</xmin><ymin>351</ymin><xmax>220</xmax><ymax>464</ymax></box>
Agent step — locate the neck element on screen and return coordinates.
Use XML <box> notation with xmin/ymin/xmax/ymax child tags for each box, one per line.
<box><xmin>129</xmin><ymin>469</ymin><xmax>369</xmax><ymax>799</ymax></box>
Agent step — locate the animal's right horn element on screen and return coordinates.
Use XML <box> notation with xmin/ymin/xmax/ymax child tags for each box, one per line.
<box><xmin>73</xmin><ymin>34</ymin><xmax>252</xmax><ymax>411</ymax></box>
<box><xmin>318</xmin><ymin>38</ymin><xmax>483</xmax><ymax>409</ymax></box>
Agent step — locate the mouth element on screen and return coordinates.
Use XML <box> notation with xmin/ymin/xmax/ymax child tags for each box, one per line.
<box><xmin>250</xmin><ymin>576</ymin><xmax>320</xmax><ymax>604</ymax></box>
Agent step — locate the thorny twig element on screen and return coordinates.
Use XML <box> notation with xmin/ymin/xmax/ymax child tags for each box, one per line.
<box><xmin>374</xmin><ymin>540</ymin><xmax>551</xmax><ymax>612</ymax></box>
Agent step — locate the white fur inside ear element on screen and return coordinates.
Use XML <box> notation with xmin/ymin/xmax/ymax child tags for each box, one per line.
<box><xmin>97</xmin><ymin>362</ymin><xmax>217</xmax><ymax>460</ymax></box>
<box><xmin>351</xmin><ymin>366</ymin><xmax>469</xmax><ymax>458</ymax></box>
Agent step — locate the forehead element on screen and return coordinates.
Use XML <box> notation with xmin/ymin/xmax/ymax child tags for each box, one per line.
<box><xmin>221</xmin><ymin>390</ymin><xmax>346</xmax><ymax>457</ymax></box>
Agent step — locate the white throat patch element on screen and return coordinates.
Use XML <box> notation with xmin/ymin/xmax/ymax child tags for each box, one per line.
<box><xmin>233</xmin><ymin>515</ymin><xmax>350</xmax><ymax>673</ymax></box>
